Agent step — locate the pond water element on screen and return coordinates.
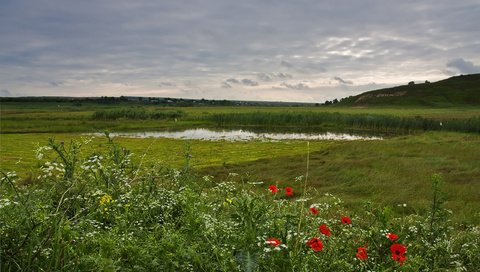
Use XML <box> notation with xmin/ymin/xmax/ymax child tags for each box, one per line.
<box><xmin>100</xmin><ymin>128</ymin><xmax>382</xmax><ymax>141</ymax></box>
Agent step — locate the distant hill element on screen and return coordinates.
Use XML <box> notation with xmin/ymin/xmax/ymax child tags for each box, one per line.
<box><xmin>338</xmin><ymin>74</ymin><xmax>480</xmax><ymax>107</ymax></box>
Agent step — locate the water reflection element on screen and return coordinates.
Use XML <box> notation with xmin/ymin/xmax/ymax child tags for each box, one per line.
<box><xmin>100</xmin><ymin>128</ymin><xmax>382</xmax><ymax>141</ymax></box>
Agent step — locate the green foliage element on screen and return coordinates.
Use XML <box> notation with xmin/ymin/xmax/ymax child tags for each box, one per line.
<box><xmin>209</xmin><ymin>111</ymin><xmax>480</xmax><ymax>133</ymax></box>
<box><xmin>1</xmin><ymin>138</ymin><xmax>479</xmax><ymax>271</ymax></box>
<box><xmin>91</xmin><ymin>108</ymin><xmax>184</xmax><ymax>120</ymax></box>
<box><xmin>340</xmin><ymin>73</ymin><xmax>480</xmax><ymax>107</ymax></box>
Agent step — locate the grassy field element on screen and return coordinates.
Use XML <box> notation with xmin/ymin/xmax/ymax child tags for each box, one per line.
<box><xmin>2</xmin><ymin>101</ymin><xmax>480</xmax><ymax>133</ymax></box>
<box><xmin>1</xmin><ymin>102</ymin><xmax>479</xmax><ymax>224</ymax></box>
<box><xmin>0</xmin><ymin>133</ymin><xmax>331</xmax><ymax>174</ymax></box>
<box><xmin>200</xmin><ymin>131</ymin><xmax>480</xmax><ymax>224</ymax></box>
<box><xmin>1</xmin><ymin>131</ymin><xmax>479</xmax><ymax>224</ymax></box>
<box><xmin>1</xmin><ymin>102</ymin><xmax>480</xmax><ymax>270</ymax></box>
<box><xmin>1</xmin><ymin>133</ymin><xmax>479</xmax><ymax>271</ymax></box>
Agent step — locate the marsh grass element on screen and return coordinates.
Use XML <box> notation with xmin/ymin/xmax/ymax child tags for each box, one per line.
<box><xmin>91</xmin><ymin>109</ymin><xmax>184</xmax><ymax>121</ymax></box>
<box><xmin>209</xmin><ymin>112</ymin><xmax>480</xmax><ymax>133</ymax></box>
<box><xmin>2</xmin><ymin>102</ymin><xmax>480</xmax><ymax>133</ymax></box>
<box><xmin>1</xmin><ymin>131</ymin><xmax>479</xmax><ymax>224</ymax></box>
<box><xmin>1</xmin><ymin>137</ymin><xmax>479</xmax><ymax>271</ymax></box>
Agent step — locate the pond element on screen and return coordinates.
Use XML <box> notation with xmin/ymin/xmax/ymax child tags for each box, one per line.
<box><xmin>99</xmin><ymin>128</ymin><xmax>383</xmax><ymax>141</ymax></box>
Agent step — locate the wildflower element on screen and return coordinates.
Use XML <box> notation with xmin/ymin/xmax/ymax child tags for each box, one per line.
<box><xmin>309</xmin><ymin>206</ymin><xmax>319</xmax><ymax>215</ymax></box>
<box><xmin>356</xmin><ymin>247</ymin><xmax>368</xmax><ymax>260</ymax></box>
<box><xmin>386</xmin><ymin>233</ymin><xmax>399</xmax><ymax>241</ymax></box>
<box><xmin>306</xmin><ymin>237</ymin><xmax>323</xmax><ymax>252</ymax></box>
<box><xmin>269</xmin><ymin>185</ymin><xmax>279</xmax><ymax>193</ymax></box>
<box><xmin>319</xmin><ymin>224</ymin><xmax>331</xmax><ymax>236</ymax></box>
<box><xmin>100</xmin><ymin>194</ymin><xmax>113</xmax><ymax>205</ymax></box>
<box><xmin>223</xmin><ymin>198</ymin><xmax>233</xmax><ymax>206</ymax></box>
<box><xmin>390</xmin><ymin>243</ymin><xmax>407</xmax><ymax>265</ymax></box>
<box><xmin>285</xmin><ymin>187</ymin><xmax>294</xmax><ymax>197</ymax></box>
<box><xmin>341</xmin><ymin>216</ymin><xmax>352</xmax><ymax>225</ymax></box>
<box><xmin>266</xmin><ymin>238</ymin><xmax>281</xmax><ymax>247</ymax></box>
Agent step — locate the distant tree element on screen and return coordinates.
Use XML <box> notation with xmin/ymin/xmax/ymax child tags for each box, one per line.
<box><xmin>425</xmin><ymin>80</ymin><xmax>430</xmax><ymax>84</ymax></box>
<box><xmin>333</xmin><ymin>98</ymin><xmax>339</xmax><ymax>104</ymax></box>
<box><xmin>408</xmin><ymin>81</ymin><xmax>415</xmax><ymax>85</ymax></box>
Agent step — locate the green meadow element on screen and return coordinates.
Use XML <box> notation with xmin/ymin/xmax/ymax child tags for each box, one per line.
<box><xmin>1</xmin><ymin>102</ymin><xmax>479</xmax><ymax>223</ymax></box>
<box><xmin>1</xmin><ymin>101</ymin><xmax>480</xmax><ymax>270</ymax></box>
<box><xmin>2</xmin><ymin>101</ymin><xmax>480</xmax><ymax>133</ymax></box>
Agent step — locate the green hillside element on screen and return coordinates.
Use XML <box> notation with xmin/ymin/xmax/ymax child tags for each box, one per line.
<box><xmin>339</xmin><ymin>74</ymin><xmax>480</xmax><ymax>107</ymax></box>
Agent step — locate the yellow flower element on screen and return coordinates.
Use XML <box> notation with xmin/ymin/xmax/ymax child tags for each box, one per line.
<box><xmin>223</xmin><ymin>198</ymin><xmax>233</xmax><ymax>206</ymax></box>
<box><xmin>100</xmin><ymin>194</ymin><xmax>113</xmax><ymax>205</ymax></box>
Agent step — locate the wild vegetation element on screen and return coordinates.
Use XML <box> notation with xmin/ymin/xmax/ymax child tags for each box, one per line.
<box><xmin>209</xmin><ymin>111</ymin><xmax>480</xmax><ymax>133</ymax></box>
<box><xmin>1</xmin><ymin>100</ymin><xmax>480</xmax><ymax>134</ymax></box>
<box><xmin>91</xmin><ymin>109</ymin><xmax>184</xmax><ymax>121</ymax></box>
<box><xmin>1</xmin><ymin>84</ymin><xmax>480</xmax><ymax>270</ymax></box>
<box><xmin>338</xmin><ymin>74</ymin><xmax>480</xmax><ymax>107</ymax></box>
<box><xmin>1</xmin><ymin>137</ymin><xmax>479</xmax><ymax>271</ymax></box>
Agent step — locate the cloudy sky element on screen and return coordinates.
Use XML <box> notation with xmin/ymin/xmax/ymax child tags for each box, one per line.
<box><xmin>1</xmin><ymin>0</ymin><xmax>479</xmax><ymax>102</ymax></box>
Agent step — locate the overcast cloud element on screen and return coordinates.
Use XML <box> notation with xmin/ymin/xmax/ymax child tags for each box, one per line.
<box><xmin>1</xmin><ymin>0</ymin><xmax>479</xmax><ymax>102</ymax></box>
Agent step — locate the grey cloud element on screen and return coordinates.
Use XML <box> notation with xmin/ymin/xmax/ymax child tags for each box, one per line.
<box><xmin>333</xmin><ymin>76</ymin><xmax>353</xmax><ymax>85</ymax></box>
<box><xmin>224</xmin><ymin>78</ymin><xmax>258</xmax><ymax>86</ymax></box>
<box><xmin>302</xmin><ymin>63</ymin><xmax>328</xmax><ymax>73</ymax></box>
<box><xmin>277</xmin><ymin>73</ymin><xmax>293</xmax><ymax>79</ymax></box>
<box><xmin>159</xmin><ymin>82</ymin><xmax>176</xmax><ymax>87</ymax></box>
<box><xmin>226</xmin><ymin>78</ymin><xmax>240</xmax><ymax>84</ymax></box>
<box><xmin>257</xmin><ymin>72</ymin><xmax>293</xmax><ymax>81</ymax></box>
<box><xmin>446</xmin><ymin>58</ymin><xmax>480</xmax><ymax>74</ymax></box>
<box><xmin>257</xmin><ymin>73</ymin><xmax>273</xmax><ymax>81</ymax></box>
<box><xmin>0</xmin><ymin>1</ymin><xmax>479</xmax><ymax>101</ymax></box>
<box><xmin>0</xmin><ymin>89</ymin><xmax>12</xmax><ymax>96</ymax></box>
<box><xmin>279</xmin><ymin>60</ymin><xmax>327</xmax><ymax>74</ymax></box>
<box><xmin>221</xmin><ymin>82</ymin><xmax>232</xmax><ymax>88</ymax></box>
<box><xmin>241</xmin><ymin>79</ymin><xmax>259</xmax><ymax>86</ymax></box>
<box><xmin>280</xmin><ymin>61</ymin><xmax>293</xmax><ymax>68</ymax></box>
<box><xmin>280</xmin><ymin>82</ymin><xmax>310</xmax><ymax>90</ymax></box>
<box><xmin>49</xmin><ymin>81</ymin><xmax>63</xmax><ymax>87</ymax></box>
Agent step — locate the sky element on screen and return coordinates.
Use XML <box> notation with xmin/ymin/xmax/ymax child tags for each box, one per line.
<box><xmin>1</xmin><ymin>0</ymin><xmax>479</xmax><ymax>102</ymax></box>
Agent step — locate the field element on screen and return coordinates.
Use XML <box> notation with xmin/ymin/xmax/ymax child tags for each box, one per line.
<box><xmin>1</xmin><ymin>101</ymin><xmax>480</xmax><ymax>270</ymax></box>
<box><xmin>2</xmin><ymin>101</ymin><xmax>480</xmax><ymax>133</ymax></box>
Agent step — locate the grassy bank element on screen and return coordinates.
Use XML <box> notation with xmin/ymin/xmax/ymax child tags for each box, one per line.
<box><xmin>199</xmin><ymin>132</ymin><xmax>480</xmax><ymax>225</ymax></box>
<box><xmin>2</xmin><ymin>102</ymin><xmax>480</xmax><ymax>133</ymax></box>
<box><xmin>209</xmin><ymin>111</ymin><xmax>480</xmax><ymax>133</ymax></box>
<box><xmin>1</xmin><ymin>137</ymin><xmax>479</xmax><ymax>271</ymax></box>
<box><xmin>1</xmin><ymin>131</ymin><xmax>479</xmax><ymax>224</ymax></box>
<box><xmin>0</xmin><ymin>133</ymin><xmax>331</xmax><ymax>174</ymax></box>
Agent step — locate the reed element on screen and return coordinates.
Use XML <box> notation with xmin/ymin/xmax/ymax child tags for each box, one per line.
<box><xmin>91</xmin><ymin>108</ymin><xmax>184</xmax><ymax>120</ymax></box>
<box><xmin>209</xmin><ymin>111</ymin><xmax>480</xmax><ymax>133</ymax></box>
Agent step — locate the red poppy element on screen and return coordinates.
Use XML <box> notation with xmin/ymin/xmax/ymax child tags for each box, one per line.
<box><xmin>386</xmin><ymin>233</ymin><xmax>399</xmax><ymax>241</ymax></box>
<box><xmin>390</xmin><ymin>243</ymin><xmax>407</xmax><ymax>265</ymax></box>
<box><xmin>309</xmin><ymin>207</ymin><xmax>319</xmax><ymax>215</ymax></box>
<box><xmin>285</xmin><ymin>187</ymin><xmax>294</xmax><ymax>197</ymax></box>
<box><xmin>268</xmin><ymin>185</ymin><xmax>278</xmax><ymax>193</ymax></box>
<box><xmin>356</xmin><ymin>247</ymin><xmax>368</xmax><ymax>260</ymax></box>
<box><xmin>341</xmin><ymin>216</ymin><xmax>351</xmax><ymax>225</ymax></box>
<box><xmin>266</xmin><ymin>238</ymin><xmax>281</xmax><ymax>247</ymax></box>
<box><xmin>318</xmin><ymin>224</ymin><xmax>331</xmax><ymax>236</ymax></box>
<box><xmin>306</xmin><ymin>237</ymin><xmax>323</xmax><ymax>252</ymax></box>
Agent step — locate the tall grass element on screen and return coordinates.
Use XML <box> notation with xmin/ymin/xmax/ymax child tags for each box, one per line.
<box><xmin>92</xmin><ymin>108</ymin><xmax>184</xmax><ymax>120</ymax></box>
<box><xmin>209</xmin><ymin>111</ymin><xmax>480</xmax><ymax>133</ymax></box>
<box><xmin>1</xmin><ymin>137</ymin><xmax>479</xmax><ymax>271</ymax></box>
